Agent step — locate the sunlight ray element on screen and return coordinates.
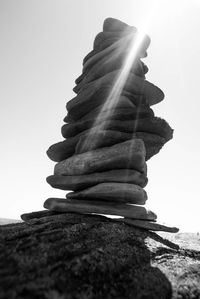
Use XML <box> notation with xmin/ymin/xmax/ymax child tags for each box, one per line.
<box><xmin>78</xmin><ymin>3</ymin><xmax>158</xmax><ymax>155</ymax></box>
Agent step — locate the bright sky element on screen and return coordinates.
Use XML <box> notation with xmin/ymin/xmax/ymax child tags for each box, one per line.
<box><xmin>0</xmin><ymin>0</ymin><xmax>200</xmax><ymax>232</ymax></box>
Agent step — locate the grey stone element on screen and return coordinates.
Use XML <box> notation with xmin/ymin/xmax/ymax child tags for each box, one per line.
<box><xmin>93</xmin><ymin>34</ymin><xmax>127</xmax><ymax>52</ymax></box>
<box><xmin>103</xmin><ymin>17</ymin><xmax>134</xmax><ymax>32</ymax></box>
<box><xmin>67</xmin><ymin>182</ymin><xmax>147</xmax><ymax>205</ymax></box>
<box><xmin>72</xmin><ymin>70</ymin><xmax>164</xmax><ymax>106</ymax></box>
<box><xmin>75</xmin><ymin>130</ymin><xmax>167</xmax><ymax>160</ymax></box>
<box><xmin>75</xmin><ymin>129</ymin><xmax>133</xmax><ymax>154</ymax></box>
<box><xmin>103</xmin><ymin>17</ymin><xmax>130</xmax><ymax>32</ymax></box>
<box><xmin>76</xmin><ymin>60</ymin><xmax>148</xmax><ymax>88</ymax></box>
<box><xmin>48</xmin><ymin>129</ymin><xmax>133</xmax><ymax>162</ymax></box>
<box><xmin>46</xmin><ymin>135</ymin><xmax>78</xmax><ymax>162</ymax></box>
<box><xmin>70</xmin><ymin>76</ymin><xmax>150</xmax><ymax>119</ymax></box>
<box><xmin>54</xmin><ymin>139</ymin><xmax>146</xmax><ymax>175</ymax></box>
<box><xmin>47</xmin><ymin>128</ymin><xmax>132</xmax><ymax>162</ymax></box>
<box><xmin>75</xmin><ymin>55</ymin><xmax>145</xmax><ymax>93</ymax></box>
<box><xmin>83</xmin><ymin>31</ymin><xmax>149</xmax><ymax>75</ymax></box>
<box><xmin>68</xmin><ymin>85</ymin><xmax>112</xmax><ymax>120</ymax></box>
<box><xmin>44</xmin><ymin>197</ymin><xmax>157</xmax><ymax>220</ymax></box>
<box><xmin>47</xmin><ymin>125</ymin><xmax>166</xmax><ymax>162</ymax></box>
<box><xmin>46</xmin><ymin>169</ymin><xmax>148</xmax><ymax>191</ymax></box>
<box><xmin>81</xmin><ymin>49</ymin><xmax>148</xmax><ymax>74</ymax></box>
<box><xmin>64</xmin><ymin>105</ymin><xmax>154</xmax><ymax>123</ymax></box>
<box><xmin>82</xmin><ymin>43</ymin><xmax>121</xmax><ymax>77</ymax></box>
<box><xmin>62</xmin><ymin>117</ymin><xmax>173</xmax><ymax>141</ymax></box>
<box><xmin>119</xmin><ymin>218</ymin><xmax>179</xmax><ymax>233</ymax></box>
<box><xmin>135</xmin><ymin>132</ymin><xmax>166</xmax><ymax>160</ymax></box>
<box><xmin>93</xmin><ymin>29</ymin><xmax>136</xmax><ymax>49</ymax></box>
<box><xmin>92</xmin><ymin>29</ymin><xmax>142</xmax><ymax>53</ymax></box>
<box><xmin>66</xmin><ymin>92</ymin><xmax>137</xmax><ymax>122</ymax></box>
<box><xmin>21</xmin><ymin>210</ymin><xmax>56</xmax><ymax>221</ymax></box>
<box><xmin>62</xmin><ymin>110</ymin><xmax>152</xmax><ymax>136</ymax></box>
<box><xmin>82</xmin><ymin>49</ymin><xmax>99</xmax><ymax>65</ymax></box>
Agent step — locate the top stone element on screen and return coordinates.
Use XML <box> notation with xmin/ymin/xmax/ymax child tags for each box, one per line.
<box><xmin>103</xmin><ymin>18</ymin><xmax>130</xmax><ymax>32</ymax></box>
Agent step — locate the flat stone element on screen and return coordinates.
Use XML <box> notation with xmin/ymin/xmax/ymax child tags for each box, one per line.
<box><xmin>47</xmin><ymin>127</ymin><xmax>166</xmax><ymax>162</ymax></box>
<box><xmin>47</xmin><ymin>128</ymin><xmax>132</xmax><ymax>162</ymax></box>
<box><xmin>93</xmin><ymin>33</ymin><xmax>129</xmax><ymax>52</ymax></box>
<box><xmin>103</xmin><ymin>17</ymin><xmax>129</xmax><ymax>32</ymax></box>
<box><xmin>44</xmin><ymin>197</ymin><xmax>157</xmax><ymax>221</ymax></box>
<box><xmin>83</xmin><ymin>32</ymin><xmax>148</xmax><ymax>72</ymax></box>
<box><xmin>103</xmin><ymin>17</ymin><xmax>134</xmax><ymax>32</ymax></box>
<box><xmin>92</xmin><ymin>31</ymin><xmax>149</xmax><ymax>63</ymax></box>
<box><xmin>83</xmin><ymin>31</ymin><xmax>149</xmax><ymax>74</ymax></box>
<box><xmin>75</xmin><ymin>55</ymin><xmax>145</xmax><ymax>93</ymax></box>
<box><xmin>67</xmin><ymin>92</ymin><xmax>108</xmax><ymax>119</ymax></box>
<box><xmin>54</xmin><ymin>139</ymin><xmax>146</xmax><ymax>175</ymax></box>
<box><xmin>75</xmin><ymin>73</ymin><xmax>85</xmax><ymax>85</ymax></box>
<box><xmin>83</xmin><ymin>49</ymin><xmax>99</xmax><ymax>65</ymax></box>
<box><xmin>69</xmin><ymin>75</ymin><xmax>150</xmax><ymax>119</ymax></box>
<box><xmin>67</xmin><ymin>93</ymin><xmax>137</xmax><ymax>121</ymax></box>
<box><xmin>47</xmin><ymin>129</ymin><xmax>132</xmax><ymax>162</ymax></box>
<box><xmin>135</xmin><ymin>132</ymin><xmax>166</xmax><ymax>160</ymax></box>
<box><xmin>94</xmin><ymin>36</ymin><xmax>124</xmax><ymax>52</ymax></box>
<box><xmin>92</xmin><ymin>29</ymin><xmax>142</xmax><ymax>54</ymax></box>
<box><xmin>62</xmin><ymin>110</ymin><xmax>153</xmax><ymax>137</ymax></box>
<box><xmin>72</xmin><ymin>70</ymin><xmax>164</xmax><ymax>106</ymax></box>
<box><xmin>119</xmin><ymin>218</ymin><xmax>179</xmax><ymax>233</ymax></box>
<box><xmin>75</xmin><ymin>64</ymin><xmax>145</xmax><ymax>95</ymax></box>
<box><xmin>81</xmin><ymin>17</ymin><xmax>149</xmax><ymax>70</ymax></box>
<box><xmin>77</xmin><ymin>70</ymin><xmax>145</xmax><ymax>98</ymax></box>
<box><xmin>63</xmin><ymin>117</ymin><xmax>173</xmax><ymax>141</ymax></box>
<box><xmin>75</xmin><ymin>129</ymin><xmax>167</xmax><ymax>160</ymax></box>
<box><xmin>47</xmin><ymin>142</ymin><xmax>74</xmax><ymax>162</ymax></box>
<box><xmin>64</xmin><ymin>105</ymin><xmax>154</xmax><ymax>123</ymax></box>
<box><xmin>93</xmin><ymin>28</ymin><xmax>137</xmax><ymax>48</ymax></box>
<box><xmin>82</xmin><ymin>42</ymin><xmax>122</xmax><ymax>75</ymax></box>
<box><xmin>21</xmin><ymin>210</ymin><xmax>56</xmax><ymax>221</ymax></box>
<box><xmin>67</xmin><ymin>182</ymin><xmax>147</xmax><ymax>205</ymax></box>
<box><xmin>82</xmin><ymin>47</ymin><xmax>147</xmax><ymax>72</ymax></box>
<box><xmin>46</xmin><ymin>169</ymin><xmax>148</xmax><ymax>191</ymax></box>
<box><xmin>75</xmin><ymin>129</ymin><xmax>133</xmax><ymax>154</ymax></box>
<box><xmin>46</xmin><ymin>135</ymin><xmax>79</xmax><ymax>162</ymax></box>
<box><xmin>76</xmin><ymin>60</ymin><xmax>149</xmax><ymax>87</ymax></box>
<box><xmin>101</xmin><ymin>18</ymin><xmax>150</xmax><ymax>55</ymax></box>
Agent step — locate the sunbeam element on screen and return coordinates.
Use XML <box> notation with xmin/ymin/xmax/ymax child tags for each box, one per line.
<box><xmin>78</xmin><ymin>11</ymin><xmax>155</xmax><ymax>154</ymax></box>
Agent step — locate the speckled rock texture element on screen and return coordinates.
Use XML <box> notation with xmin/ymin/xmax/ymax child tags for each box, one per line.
<box><xmin>0</xmin><ymin>212</ymin><xmax>200</xmax><ymax>299</ymax></box>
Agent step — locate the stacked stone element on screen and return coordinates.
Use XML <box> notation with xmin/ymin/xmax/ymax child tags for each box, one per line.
<box><xmin>44</xmin><ymin>18</ymin><xmax>178</xmax><ymax>232</ymax></box>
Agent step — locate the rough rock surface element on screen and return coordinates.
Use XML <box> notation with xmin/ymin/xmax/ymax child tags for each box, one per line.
<box><xmin>0</xmin><ymin>212</ymin><xmax>200</xmax><ymax>299</ymax></box>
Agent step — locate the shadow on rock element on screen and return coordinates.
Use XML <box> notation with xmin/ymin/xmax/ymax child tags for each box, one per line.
<box><xmin>0</xmin><ymin>212</ymin><xmax>173</xmax><ymax>299</ymax></box>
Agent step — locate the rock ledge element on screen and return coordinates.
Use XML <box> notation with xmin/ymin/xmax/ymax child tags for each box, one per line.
<box><xmin>0</xmin><ymin>212</ymin><xmax>200</xmax><ymax>299</ymax></box>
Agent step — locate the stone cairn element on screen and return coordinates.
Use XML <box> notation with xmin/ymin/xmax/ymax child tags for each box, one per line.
<box><xmin>43</xmin><ymin>18</ymin><xmax>178</xmax><ymax>233</ymax></box>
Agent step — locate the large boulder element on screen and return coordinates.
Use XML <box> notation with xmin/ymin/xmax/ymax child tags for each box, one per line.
<box><xmin>1</xmin><ymin>212</ymin><xmax>200</xmax><ymax>299</ymax></box>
